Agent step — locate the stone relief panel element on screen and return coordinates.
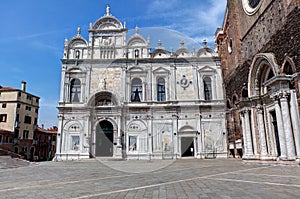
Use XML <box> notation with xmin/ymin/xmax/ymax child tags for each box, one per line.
<box><xmin>153</xmin><ymin>122</ymin><xmax>172</xmax><ymax>152</ymax></box>
<box><xmin>202</xmin><ymin>122</ymin><xmax>225</xmax><ymax>153</ymax></box>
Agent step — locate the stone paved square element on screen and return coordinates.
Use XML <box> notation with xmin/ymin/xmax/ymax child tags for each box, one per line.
<box><xmin>1</xmin><ymin>158</ymin><xmax>300</xmax><ymax>198</ymax></box>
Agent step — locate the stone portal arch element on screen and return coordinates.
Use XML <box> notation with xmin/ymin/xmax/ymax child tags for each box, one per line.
<box><xmin>248</xmin><ymin>53</ymin><xmax>279</xmax><ymax>97</ymax></box>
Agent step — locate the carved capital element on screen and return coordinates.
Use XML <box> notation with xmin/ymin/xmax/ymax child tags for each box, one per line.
<box><xmin>270</xmin><ymin>93</ymin><xmax>278</xmax><ymax>101</ymax></box>
<box><xmin>256</xmin><ymin>105</ymin><xmax>263</xmax><ymax>114</ymax></box>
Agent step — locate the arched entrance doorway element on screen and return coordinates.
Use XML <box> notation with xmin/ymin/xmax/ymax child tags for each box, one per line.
<box><xmin>181</xmin><ymin>137</ymin><xmax>194</xmax><ymax>157</ymax></box>
<box><xmin>96</xmin><ymin>120</ymin><xmax>114</xmax><ymax>157</ymax></box>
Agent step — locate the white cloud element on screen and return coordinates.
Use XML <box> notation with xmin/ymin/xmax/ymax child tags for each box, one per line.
<box><xmin>145</xmin><ymin>0</ymin><xmax>226</xmax><ymax>45</ymax></box>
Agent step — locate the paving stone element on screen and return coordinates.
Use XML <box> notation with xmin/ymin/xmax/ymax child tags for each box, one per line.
<box><xmin>1</xmin><ymin>159</ymin><xmax>300</xmax><ymax>198</ymax></box>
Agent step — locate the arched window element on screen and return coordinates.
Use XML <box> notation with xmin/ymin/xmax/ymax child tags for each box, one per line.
<box><xmin>157</xmin><ymin>78</ymin><xmax>165</xmax><ymax>102</ymax></box>
<box><xmin>70</xmin><ymin>79</ymin><xmax>81</xmax><ymax>102</ymax></box>
<box><xmin>131</xmin><ymin>78</ymin><xmax>142</xmax><ymax>102</ymax></box>
<box><xmin>203</xmin><ymin>77</ymin><xmax>212</xmax><ymax>100</ymax></box>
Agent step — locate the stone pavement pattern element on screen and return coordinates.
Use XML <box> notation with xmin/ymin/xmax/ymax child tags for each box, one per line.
<box><xmin>0</xmin><ymin>157</ymin><xmax>300</xmax><ymax>198</ymax></box>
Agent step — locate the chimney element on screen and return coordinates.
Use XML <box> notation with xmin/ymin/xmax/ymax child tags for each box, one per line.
<box><xmin>21</xmin><ymin>81</ymin><xmax>26</xmax><ymax>92</ymax></box>
<box><xmin>42</xmin><ymin>124</ymin><xmax>44</xmax><ymax>129</ymax></box>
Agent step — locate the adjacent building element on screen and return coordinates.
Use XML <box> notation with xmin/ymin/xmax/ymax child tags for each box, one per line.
<box><xmin>55</xmin><ymin>5</ymin><xmax>226</xmax><ymax>160</ymax></box>
<box><xmin>33</xmin><ymin>126</ymin><xmax>57</xmax><ymax>161</ymax></box>
<box><xmin>0</xmin><ymin>82</ymin><xmax>40</xmax><ymax>160</ymax></box>
<box><xmin>216</xmin><ymin>0</ymin><xmax>300</xmax><ymax>161</ymax></box>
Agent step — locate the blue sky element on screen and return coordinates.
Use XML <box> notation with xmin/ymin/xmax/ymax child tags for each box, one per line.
<box><xmin>0</xmin><ymin>0</ymin><xmax>226</xmax><ymax>128</ymax></box>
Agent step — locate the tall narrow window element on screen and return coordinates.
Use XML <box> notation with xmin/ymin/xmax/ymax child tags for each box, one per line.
<box><xmin>70</xmin><ymin>79</ymin><xmax>81</xmax><ymax>103</ymax></box>
<box><xmin>134</xmin><ymin>49</ymin><xmax>139</xmax><ymax>58</ymax></box>
<box><xmin>131</xmin><ymin>78</ymin><xmax>142</xmax><ymax>102</ymax></box>
<box><xmin>204</xmin><ymin>77</ymin><xmax>212</xmax><ymax>100</ymax></box>
<box><xmin>157</xmin><ymin>78</ymin><xmax>166</xmax><ymax>102</ymax></box>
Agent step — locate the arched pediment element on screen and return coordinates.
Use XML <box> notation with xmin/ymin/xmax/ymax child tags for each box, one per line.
<box><xmin>88</xmin><ymin>91</ymin><xmax>118</xmax><ymax>106</ymax></box>
<box><xmin>248</xmin><ymin>53</ymin><xmax>280</xmax><ymax>97</ymax></box>
<box><xmin>127</xmin><ymin>66</ymin><xmax>145</xmax><ymax>73</ymax></box>
<box><xmin>92</xmin><ymin>16</ymin><xmax>123</xmax><ymax>30</ymax></box>
<box><xmin>151</xmin><ymin>49</ymin><xmax>170</xmax><ymax>58</ymax></box>
<box><xmin>179</xmin><ymin>125</ymin><xmax>195</xmax><ymax>133</ymax></box>
<box><xmin>67</xmin><ymin>68</ymin><xmax>82</xmax><ymax>73</ymax></box>
<box><xmin>63</xmin><ymin>120</ymin><xmax>83</xmax><ymax>132</ymax></box>
<box><xmin>68</xmin><ymin>37</ymin><xmax>88</xmax><ymax>48</ymax></box>
<box><xmin>176</xmin><ymin>48</ymin><xmax>191</xmax><ymax>57</ymax></box>
<box><xmin>127</xmin><ymin>35</ymin><xmax>147</xmax><ymax>47</ymax></box>
<box><xmin>127</xmin><ymin>120</ymin><xmax>147</xmax><ymax>132</ymax></box>
<box><xmin>197</xmin><ymin>47</ymin><xmax>217</xmax><ymax>57</ymax></box>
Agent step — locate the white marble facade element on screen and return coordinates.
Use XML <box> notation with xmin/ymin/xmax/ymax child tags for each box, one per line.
<box><xmin>55</xmin><ymin>6</ymin><xmax>226</xmax><ymax>160</ymax></box>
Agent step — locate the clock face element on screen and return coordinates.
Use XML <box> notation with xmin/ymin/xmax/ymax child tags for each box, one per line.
<box><xmin>249</xmin><ymin>0</ymin><xmax>260</xmax><ymax>8</ymax></box>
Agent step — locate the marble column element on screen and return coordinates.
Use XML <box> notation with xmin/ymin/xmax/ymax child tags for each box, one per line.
<box><xmin>273</xmin><ymin>95</ymin><xmax>287</xmax><ymax>159</ymax></box>
<box><xmin>244</xmin><ymin>109</ymin><xmax>254</xmax><ymax>157</ymax></box>
<box><xmin>290</xmin><ymin>90</ymin><xmax>300</xmax><ymax>158</ymax></box>
<box><xmin>280</xmin><ymin>91</ymin><xmax>296</xmax><ymax>160</ymax></box>
<box><xmin>250</xmin><ymin>107</ymin><xmax>258</xmax><ymax>156</ymax></box>
<box><xmin>256</xmin><ymin>105</ymin><xmax>268</xmax><ymax>158</ymax></box>
<box><xmin>240</xmin><ymin>112</ymin><xmax>247</xmax><ymax>158</ymax></box>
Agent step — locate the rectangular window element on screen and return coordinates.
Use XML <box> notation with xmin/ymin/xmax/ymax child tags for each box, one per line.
<box><xmin>27</xmin><ymin>95</ymin><xmax>32</xmax><ymax>100</ymax></box>
<box><xmin>0</xmin><ymin>114</ymin><xmax>7</xmax><ymax>122</ymax></box>
<box><xmin>129</xmin><ymin>136</ymin><xmax>137</xmax><ymax>151</ymax></box>
<box><xmin>71</xmin><ymin>136</ymin><xmax>80</xmax><ymax>151</ymax></box>
<box><xmin>2</xmin><ymin>103</ymin><xmax>6</xmax><ymax>108</ymax></box>
<box><xmin>36</xmin><ymin>98</ymin><xmax>39</xmax><ymax>103</ymax></box>
<box><xmin>24</xmin><ymin>116</ymin><xmax>31</xmax><ymax>124</ymax></box>
<box><xmin>0</xmin><ymin>135</ymin><xmax>2</xmax><ymax>144</ymax></box>
<box><xmin>35</xmin><ymin>108</ymin><xmax>38</xmax><ymax>113</ymax></box>
<box><xmin>17</xmin><ymin>103</ymin><xmax>21</xmax><ymax>108</ymax></box>
<box><xmin>23</xmin><ymin>130</ymin><xmax>29</xmax><ymax>139</ymax></box>
<box><xmin>14</xmin><ymin>129</ymin><xmax>19</xmax><ymax>138</ymax></box>
<box><xmin>34</xmin><ymin>118</ymin><xmax>37</xmax><ymax>125</ymax></box>
<box><xmin>25</xmin><ymin>106</ymin><xmax>31</xmax><ymax>111</ymax></box>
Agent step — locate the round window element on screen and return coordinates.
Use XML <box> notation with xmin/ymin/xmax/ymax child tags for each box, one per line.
<box><xmin>242</xmin><ymin>0</ymin><xmax>262</xmax><ymax>15</ymax></box>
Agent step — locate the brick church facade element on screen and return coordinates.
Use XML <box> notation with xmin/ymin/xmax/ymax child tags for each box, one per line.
<box><xmin>216</xmin><ymin>0</ymin><xmax>300</xmax><ymax>161</ymax></box>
